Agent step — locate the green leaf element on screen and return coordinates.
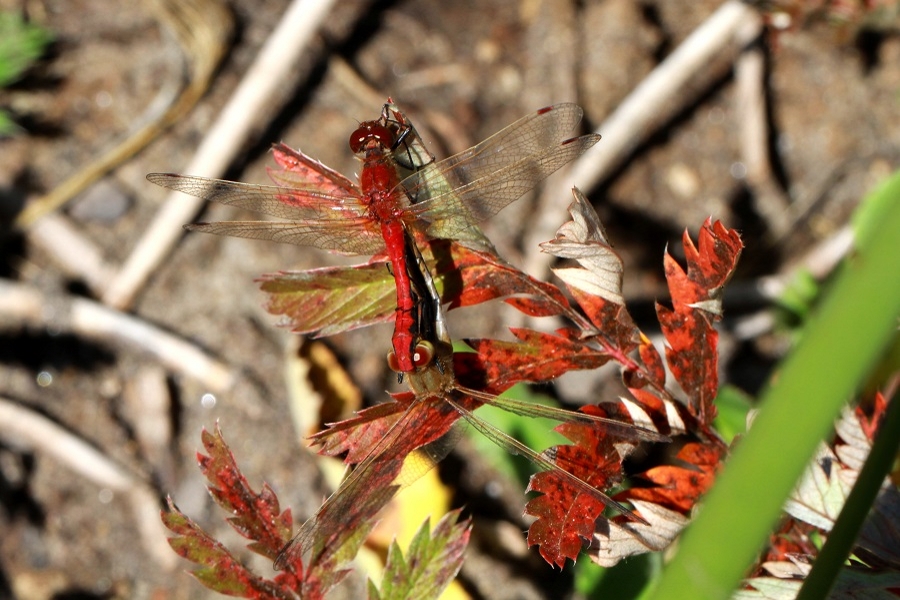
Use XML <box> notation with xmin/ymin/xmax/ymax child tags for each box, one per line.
<box><xmin>712</xmin><ymin>385</ymin><xmax>752</xmax><ymax>444</ymax></box>
<box><xmin>574</xmin><ymin>552</ymin><xmax>660</xmax><ymax>600</ymax></box>
<box><xmin>369</xmin><ymin>510</ymin><xmax>471</xmax><ymax>600</ymax></box>
<box><xmin>0</xmin><ymin>12</ymin><xmax>53</xmax><ymax>87</ymax></box>
<box><xmin>161</xmin><ymin>497</ymin><xmax>293</xmax><ymax>598</ymax></box>
<box><xmin>259</xmin><ymin>261</ymin><xmax>396</xmax><ymax>337</ymax></box>
<box><xmin>775</xmin><ymin>268</ymin><xmax>819</xmax><ymax>325</ymax></box>
<box><xmin>0</xmin><ymin>110</ymin><xmax>20</xmax><ymax>136</ymax></box>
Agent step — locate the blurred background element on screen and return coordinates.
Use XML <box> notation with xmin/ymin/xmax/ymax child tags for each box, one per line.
<box><xmin>1</xmin><ymin>0</ymin><xmax>898</xmax><ymax>598</ymax></box>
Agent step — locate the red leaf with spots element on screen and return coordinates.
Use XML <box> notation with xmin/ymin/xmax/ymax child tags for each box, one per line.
<box><xmin>622</xmin><ymin>442</ymin><xmax>725</xmax><ymax>513</ymax></box>
<box><xmin>459</xmin><ymin>327</ymin><xmax>613</xmax><ymax>392</ymax></box>
<box><xmin>221</xmin><ymin>184</ymin><xmax>744</xmax><ymax>575</ymax></box>
<box><xmin>195</xmin><ymin>426</ymin><xmax>297</xmax><ymax>564</ymax></box>
<box><xmin>525</xmin><ymin>404</ymin><xmax>643</xmax><ymax>567</ymax></box>
<box><xmin>268</xmin><ymin>143</ymin><xmax>358</xmax><ymax>199</ymax></box>
<box><xmin>162</xmin><ymin>498</ymin><xmax>299</xmax><ymax>599</ymax></box>
<box><xmin>434</xmin><ymin>241</ymin><xmax>570</xmax><ymax>313</ymax></box>
<box><xmin>658</xmin><ymin>219</ymin><xmax>742</xmax><ymax>424</ymax></box>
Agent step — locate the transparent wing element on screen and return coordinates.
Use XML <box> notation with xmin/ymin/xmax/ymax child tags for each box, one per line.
<box><xmin>442</xmin><ymin>392</ymin><xmax>648</xmax><ymax>524</ymax></box>
<box><xmin>147</xmin><ymin>173</ymin><xmax>368</xmax><ymax>222</ymax></box>
<box><xmin>185</xmin><ymin>219</ymin><xmax>385</xmax><ymax>255</ymax></box>
<box><xmin>147</xmin><ymin>173</ymin><xmax>386</xmax><ymax>253</ymax></box>
<box><xmin>409</xmin><ymin>103</ymin><xmax>585</xmax><ymax>187</ymax></box>
<box><xmin>274</xmin><ymin>397</ymin><xmax>462</xmax><ymax>570</ymax></box>
<box><xmin>398</xmin><ymin>103</ymin><xmax>600</xmax><ymax>238</ymax></box>
<box><xmin>458</xmin><ymin>386</ymin><xmax>669</xmax><ymax>443</ymax></box>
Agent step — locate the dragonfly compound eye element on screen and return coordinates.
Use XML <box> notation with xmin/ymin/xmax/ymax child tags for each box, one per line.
<box><xmin>386</xmin><ymin>350</ymin><xmax>402</xmax><ymax>373</ymax></box>
<box><xmin>412</xmin><ymin>341</ymin><xmax>435</xmax><ymax>369</ymax></box>
<box><xmin>349</xmin><ymin>122</ymin><xmax>395</xmax><ymax>153</ymax></box>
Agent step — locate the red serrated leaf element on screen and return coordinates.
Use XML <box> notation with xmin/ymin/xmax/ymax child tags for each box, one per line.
<box><xmin>290</xmin><ymin>396</ymin><xmax>464</xmax><ymax>572</ymax></box>
<box><xmin>524</xmin><ymin>404</ymin><xmax>636</xmax><ymax>567</ymax></box>
<box><xmin>162</xmin><ymin>498</ymin><xmax>298</xmax><ymax>599</ymax></box>
<box><xmin>504</xmin><ymin>295</ymin><xmax>569</xmax><ymax>317</ymax></box>
<box><xmin>856</xmin><ymin>391</ymin><xmax>888</xmax><ymax>440</ymax></box>
<box><xmin>309</xmin><ymin>395</ymin><xmax>414</xmax><ymax>464</ymax></box>
<box><xmin>636</xmin><ymin>333</ymin><xmax>666</xmax><ymax>387</ymax></box>
<box><xmin>432</xmin><ymin>241</ymin><xmax>569</xmax><ymax>313</ymax></box>
<box><xmin>460</xmin><ymin>328</ymin><xmax>612</xmax><ymax>392</ymax></box>
<box><xmin>657</xmin><ymin>300</ymin><xmax>719</xmax><ymax>423</ymax></box>
<box><xmin>616</xmin><ymin>385</ymin><xmax>690</xmax><ymax>438</ymax></box>
<box><xmin>658</xmin><ymin>220</ymin><xmax>742</xmax><ymax>424</ymax></box>
<box><xmin>196</xmin><ymin>426</ymin><xmax>296</xmax><ymax>564</ymax></box>
<box><xmin>568</xmin><ymin>287</ymin><xmax>640</xmax><ymax>360</ymax></box>
<box><xmin>258</xmin><ymin>261</ymin><xmax>395</xmax><ymax>337</ymax></box>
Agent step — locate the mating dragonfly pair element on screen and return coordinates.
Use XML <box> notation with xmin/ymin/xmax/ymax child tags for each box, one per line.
<box><xmin>149</xmin><ymin>101</ymin><xmax>666</xmax><ymax>569</ymax></box>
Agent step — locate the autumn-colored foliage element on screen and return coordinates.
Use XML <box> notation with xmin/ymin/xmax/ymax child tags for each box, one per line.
<box><xmin>162</xmin><ymin>175</ymin><xmax>754</xmax><ymax>598</ymax></box>
<box><xmin>161</xmin><ymin>137</ymin><xmax>900</xmax><ymax>598</ymax></box>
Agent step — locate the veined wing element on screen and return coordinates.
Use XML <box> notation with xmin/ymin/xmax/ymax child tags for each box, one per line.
<box><xmin>186</xmin><ymin>218</ymin><xmax>385</xmax><ymax>255</ymax></box>
<box><xmin>458</xmin><ymin>385</ymin><xmax>669</xmax><ymax>444</ymax></box>
<box><xmin>406</xmin><ymin>103</ymin><xmax>585</xmax><ymax>190</ymax></box>
<box><xmin>274</xmin><ymin>396</ymin><xmax>462</xmax><ymax>570</ymax></box>
<box><xmin>146</xmin><ymin>173</ymin><xmax>368</xmax><ymax>222</ymax></box>
<box><xmin>442</xmin><ymin>391</ymin><xmax>648</xmax><ymax>525</ymax></box>
<box><xmin>397</xmin><ymin>103</ymin><xmax>600</xmax><ymax>239</ymax></box>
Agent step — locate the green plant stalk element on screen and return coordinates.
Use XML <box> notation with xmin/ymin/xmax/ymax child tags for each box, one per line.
<box><xmin>645</xmin><ymin>171</ymin><xmax>900</xmax><ymax>600</ymax></box>
<box><xmin>795</xmin><ymin>387</ymin><xmax>900</xmax><ymax>600</ymax></box>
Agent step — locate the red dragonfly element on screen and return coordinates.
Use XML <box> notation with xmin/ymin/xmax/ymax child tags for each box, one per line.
<box><xmin>147</xmin><ymin>102</ymin><xmax>600</xmax><ymax>373</ymax></box>
<box><xmin>273</xmin><ymin>231</ymin><xmax>667</xmax><ymax>572</ymax></box>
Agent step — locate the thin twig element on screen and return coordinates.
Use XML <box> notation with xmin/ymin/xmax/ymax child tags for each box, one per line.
<box><xmin>734</xmin><ymin>17</ymin><xmax>792</xmax><ymax>239</ymax></box>
<box><xmin>28</xmin><ymin>213</ymin><xmax>117</xmax><ymax>295</ymax></box>
<box><xmin>102</xmin><ymin>0</ymin><xmax>339</xmax><ymax>310</ymax></box>
<box><xmin>125</xmin><ymin>365</ymin><xmax>175</xmax><ymax>488</ymax></box>
<box><xmin>0</xmin><ymin>396</ymin><xmax>177</xmax><ymax>569</ymax></box>
<box><xmin>14</xmin><ymin>0</ymin><xmax>232</xmax><ymax>229</ymax></box>
<box><xmin>0</xmin><ymin>279</ymin><xmax>235</xmax><ymax>392</ymax></box>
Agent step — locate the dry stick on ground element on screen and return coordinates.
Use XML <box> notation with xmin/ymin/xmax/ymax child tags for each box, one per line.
<box><xmin>330</xmin><ymin>56</ymin><xmax>393</xmax><ymax>112</ymax></box>
<box><xmin>124</xmin><ymin>365</ymin><xmax>176</xmax><ymax>488</ymax></box>
<box><xmin>734</xmin><ymin>18</ymin><xmax>793</xmax><ymax>240</ymax></box>
<box><xmin>102</xmin><ymin>0</ymin><xmax>339</xmax><ymax>311</ymax></box>
<box><xmin>28</xmin><ymin>214</ymin><xmax>118</xmax><ymax>294</ymax></box>
<box><xmin>0</xmin><ymin>280</ymin><xmax>235</xmax><ymax>392</ymax></box>
<box><xmin>14</xmin><ymin>0</ymin><xmax>232</xmax><ymax>229</ymax></box>
<box><xmin>0</xmin><ymin>397</ymin><xmax>177</xmax><ymax>570</ymax></box>
<box><xmin>522</xmin><ymin>0</ymin><xmax>759</xmax><ymax>279</ymax></box>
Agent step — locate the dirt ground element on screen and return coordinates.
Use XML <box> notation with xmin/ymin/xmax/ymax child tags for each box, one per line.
<box><xmin>1</xmin><ymin>0</ymin><xmax>898</xmax><ymax>598</ymax></box>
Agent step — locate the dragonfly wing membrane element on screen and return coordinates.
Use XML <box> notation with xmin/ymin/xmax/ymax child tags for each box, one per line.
<box><xmin>147</xmin><ymin>173</ymin><xmax>368</xmax><ymax>221</ymax></box>
<box><xmin>275</xmin><ymin>396</ymin><xmax>461</xmax><ymax>570</ymax></box>
<box><xmin>186</xmin><ymin>219</ymin><xmax>386</xmax><ymax>255</ymax></box>
<box><xmin>406</xmin><ymin>103</ymin><xmax>585</xmax><ymax>188</ymax></box>
<box><xmin>410</xmin><ymin>133</ymin><xmax>601</xmax><ymax>240</ymax></box>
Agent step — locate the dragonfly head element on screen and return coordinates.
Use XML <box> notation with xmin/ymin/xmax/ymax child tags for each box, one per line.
<box><xmin>349</xmin><ymin>121</ymin><xmax>395</xmax><ymax>154</ymax></box>
<box><xmin>391</xmin><ymin>340</ymin><xmax>456</xmax><ymax>397</ymax></box>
